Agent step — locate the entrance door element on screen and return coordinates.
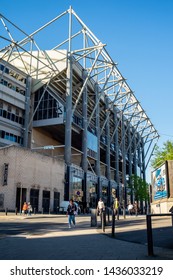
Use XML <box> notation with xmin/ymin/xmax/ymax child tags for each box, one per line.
<box><xmin>54</xmin><ymin>192</ymin><xmax>60</xmax><ymax>213</ymax></box>
<box><xmin>16</xmin><ymin>187</ymin><xmax>27</xmax><ymax>212</ymax></box>
<box><xmin>42</xmin><ymin>190</ymin><xmax>50</xmax><ymax>213</ymax></box>
<box><xmin>30</xmin><ymin>189</ymin><xmax>39</xmax><ymax>212</ymax></box>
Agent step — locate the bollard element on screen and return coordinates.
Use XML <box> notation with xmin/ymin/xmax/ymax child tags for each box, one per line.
<box><xmin>117</xmin><ymin>208</ymin><xmax>119</xmax><ymax>220</ymax></box>
<box><xmin>111</xmin><ymin>210</ymin><xmax>115</xmax><ymax>237</ymax></box>
<box><xmin>15</xmin><ymin>208</ymin><xmax>18</xmax><ymax>215</ymax></box>
<box><xmin>5</xmin><ymin>208</ymin><xmax>8</xmax><ymax>216</ymax></box>
<box><xmin>146</xmin><ymin>214</ymin><xmax>154</xmax><ymax>256</ymax></box>
<box><xmin>34</xmin><ymin>208</ymin><xmax>36</xmax><ymax>215</ymax></box>
<box><xmin>102</xmin><ymin>211</ymin><xmax>105</xmax><ymax>232</ymax></box>
<box><xmin>91</xmin><ymin>209</ymin><xmax>97</xmax><ymax>227</ymax></box>
<box><xmin>107</xmin><ymin>208</ymin><xmax>110</xmax><ymax>224</ymax></box>
<box><xmin>42</xmin><ymin>207</ymin><xmax>44</xmax><ymax>214</ymax></box>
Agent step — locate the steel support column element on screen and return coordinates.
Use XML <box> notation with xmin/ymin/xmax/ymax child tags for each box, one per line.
<box><xmin>95</xmin><ymin>83</ymin><xmax>101</xmax><ymax>200</ymax></box>
<box><xmin>128</xmin><ymin>125</ymin><xmax>133</xmax><ymax>203</ymax></box>
<box><xmin>23</xmin><ymin>75</ymin><xmax>32</xmax><ymax>147</ymax></box>
<box><xmin>133</xmin><ymin>131</ymin><xmax>137</xmax><ymax>176</ymax></box>
<box><xmin>64</xmin><ymin>54</ymin><xmax>73</xmax><ymax>200</ymax></box>
<box><xmin>121</xmin><ymin>112</ymin><xmax>126</xmax><ymax>218</ymax></box>
<box><xmin>141</xmin><ymin>139</ymin><xmax>146</xmax><ymax>181</ymax></box>
<box><xmin>105</xmin><ymin>96</ymin><xmax>111</xmax><ymax>206</ymax></box>
<box><xmin>82</xmin><ymin>69</ymin><xmax>88</xmax><ymax>207</ymax></box>
<box><xmin>113</xmin><ymin>106</ymin><xmax>119</xmax><ymax>199</ymax></box>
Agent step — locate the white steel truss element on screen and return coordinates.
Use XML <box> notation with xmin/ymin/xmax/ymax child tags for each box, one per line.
<box><xmin>0</xmin><ymin>6</ymin><xmax>159</xmax><ymax>162</ymax></box>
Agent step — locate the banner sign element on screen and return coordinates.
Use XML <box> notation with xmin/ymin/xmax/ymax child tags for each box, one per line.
<box><xmin>151</xmin><ymin>163</ymin><xmax>167</xmax><ymax>200</ymax></box>
<box><xmin>3</xmin><ymin>163</ymin><xmax>9</xmax><ymax>186</ymax></box>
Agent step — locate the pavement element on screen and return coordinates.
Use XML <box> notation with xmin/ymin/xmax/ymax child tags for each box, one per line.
<box><xmin>0</xmin><ymin>212</ymin><xmax>173</xmax><ymax>260</ymax></box>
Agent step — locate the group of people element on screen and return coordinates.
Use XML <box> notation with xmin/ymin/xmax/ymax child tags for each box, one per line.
<box><xmin>22</xmin><ymin>202</ymin><xmax>33</xmax><ymax>216</ymax></box>
<box><xmin>127</xmin><ymin>201</ymin><xmax>138</xmax><ymax>216</ymax></box>
<box><xmin>66</xmin><ymin>197</ymin><xmax>139</xmax><ymax>229</ymax></box>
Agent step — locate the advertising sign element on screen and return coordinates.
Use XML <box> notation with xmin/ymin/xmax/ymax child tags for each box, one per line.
<box><xmin>3</xmin><ymin>163</ymin><xmax>9</xmax><ymax>186</ymax></box>
<box><xmin>151</xmin><ymin>163</ymin><xmax>167</xmax><ymax>200</ymax></box>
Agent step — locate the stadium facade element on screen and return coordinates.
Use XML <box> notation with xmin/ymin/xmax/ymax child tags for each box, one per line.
<box><xmin>0</xmin><ymin>7</ymin><xmax>159</xmax><ymax>212</ymax></box>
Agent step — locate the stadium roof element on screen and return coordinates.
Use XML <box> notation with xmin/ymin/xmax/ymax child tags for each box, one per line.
<box><xmin>0</xmin><ymin>6</ymin><xmax>159</xmax><ymax>167</ymax></box>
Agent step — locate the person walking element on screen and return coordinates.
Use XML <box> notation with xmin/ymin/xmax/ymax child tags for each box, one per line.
<box><xmin>27</xmin><ymin>202</ymin><xmax>33</xmax><ymax>216</ymax></box>
<box><xmin>97</xmin><ymin>198</ymin><xmax>105</xmax><ymax>216</ymax></box>
<box><xmin>66</xmin><ymin>199</ymin><xmax>77</xmax><ymax>228</ymax></box>
<box><xmin>22</xmin><ymin>202</ymin><xmax>28</xmax><ymax>216</ymax></box>
<box><xmin>133</xmin><ymin>201</ymin><xmax>138</xmax><ymax>216</ymax></box>
<box><xmin>127</xmin><ymin>202</ymin><xmax>134</xmax><ymax>215</ymax></box>
<box><xmin>113</xmin><ymin>198</ymin><xmax>119</xmax><ymax>219</ymax></box>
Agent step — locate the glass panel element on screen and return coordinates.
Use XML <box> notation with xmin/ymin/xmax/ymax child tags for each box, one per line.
<box><xmin>101</xmin><ymin>186</ymin><xmax>108</xmax><ymax>206</ymax></box>
<box><xmin>87</xmin><ymin>181</ymin><xmax>97</xmax><ymax>208</ymax></box>
<box><xmin>71</xmin><ymin>176</ymin><xmax>83</xmax><ymax>202</ymax></box>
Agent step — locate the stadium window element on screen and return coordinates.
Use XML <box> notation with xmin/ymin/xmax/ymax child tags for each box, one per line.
<box><xmin>0</xmin><ymin>64</ymin><xmax>5</xmax><ymax>71</ymax></box>
<box><xmin>11</xmin><ymin>113</ymin><xmax>15</xmax><ymax>122</ymax></box>
<box><xmin>3</xmin><ymin>110</ymin><xmax>7</xmax><ymax>118</ymax></box>
<box><xmin>7</xmin><ymin>112</ymin><xmax>11</xmax><ymax>120</ymax></box>
<box><xmin>7</xmin><ymin>105</ymin><xmax>12</xmax><ymax>112</ymax></box>
<box><xmin>15</xmin><ymin>116</ymin><xmax>19</xmax><ymax>123</ymax></box>
<box><xmin>5</xmin><ymin>68</ymin><xmax>9</xmax><ymax>74</ymax></box>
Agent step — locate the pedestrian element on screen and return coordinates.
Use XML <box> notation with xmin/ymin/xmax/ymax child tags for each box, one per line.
<box><xmin>127</xmin><ymin>202</ymin><xmax>133</xmax><ymax>215</ymax></box>
<box><xmin>66</xmin><ymin>199</ymin><xmax>77</xmax><ymax>228</ymax></box>
<box><xmin>113</xmin><ymin>198</ymin><xmax>119</xmax><ymax>219</ymax></box>
<box><xmin>22</xmin><ymin>202</ymin><xmax>28</xmax><ymax>216</ymax></box>
<box><xmin>133</xmin><ymin>201</ymin><xmax>138</xmax><ymax>216</ymax></box>
<box><xmin>27</xmin><ymin>202</ymin><xmax>32</xmax><ymax>216</ymax></box>
<box><xmin>97</xmin><ymin>198</ymin><xmax>105</xmax><ymax>216</ymax></box>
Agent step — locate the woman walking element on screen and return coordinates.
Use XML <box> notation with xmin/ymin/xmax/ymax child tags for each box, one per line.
<box><xmin>66</xmin><ymin>199</ymin><xmax>77</xmax><ymax>228</ymax></box>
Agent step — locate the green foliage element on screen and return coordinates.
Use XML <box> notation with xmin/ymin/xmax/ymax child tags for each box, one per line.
<box><xmin>128</xmin><ymin>175</ymin><xmax>149</xmax><ymax>202</ymax></box>
<box><xmin>151</xmin><ymin>140</ymin><xmax>173</xmax><ymax>169</ymax></box>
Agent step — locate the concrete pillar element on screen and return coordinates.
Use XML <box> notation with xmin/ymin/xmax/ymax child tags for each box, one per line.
<box><xmin>38</xmin><ymin>189</ymin><xmax>42</xmax><ymax>212</ymax></box>
<box><xmin>26</xmin><ymin>187</ymin><xmax>30</xmax><ymax>203</ymax></box>
<box><xmin>50</xmin><ymin>189</ymin><xmax>54</xmax><ymax>212</ymax></box>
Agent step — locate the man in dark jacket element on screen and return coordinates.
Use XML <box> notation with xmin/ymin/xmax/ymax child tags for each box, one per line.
<box><xmin>66</xmin><ymin>199</ymin><xmax>77</xmax><ymax>228</ymax></box>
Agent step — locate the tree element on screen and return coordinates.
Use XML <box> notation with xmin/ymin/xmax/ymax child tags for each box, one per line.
<box><xmin>127</xmin><ymin>175</ymin><xmax>149</xmax><ymax>203</ymax></box>
<box><xmin>151</xmin><ymin>140</ymin><xmax>173</xmax><ymax>169</ymax></box>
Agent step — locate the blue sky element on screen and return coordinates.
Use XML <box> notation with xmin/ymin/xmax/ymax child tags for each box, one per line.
<box><xmin>1</xmin><ymin>0</ymin><xmax>173</xmax><ymax>177</ymax></box>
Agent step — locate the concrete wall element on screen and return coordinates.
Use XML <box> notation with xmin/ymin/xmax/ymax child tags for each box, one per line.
<box><xmin>0</xmin><ymin>145</ymin><xmax>65</xmax><ymax>211</ymax></box>
<box><xmin>151</xmin><ymin>198</ymin><xmax>173</xmax><ymax>214</ymax></box>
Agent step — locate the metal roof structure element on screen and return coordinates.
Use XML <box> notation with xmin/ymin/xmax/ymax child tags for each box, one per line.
<box><xmin>0</xmin><ymin>6</ymin><xmax>159</xmax><ymax>168</ymax></box>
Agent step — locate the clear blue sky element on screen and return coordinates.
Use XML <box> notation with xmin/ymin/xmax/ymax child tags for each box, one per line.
<box><xmin>1</xmin><ymin>0</ymin><xmax>173</xmax><ymax>177</ymax></box>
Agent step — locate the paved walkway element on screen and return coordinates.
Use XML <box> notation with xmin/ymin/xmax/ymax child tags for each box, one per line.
<box><xmin>0</xmin><ymin>213</ymin><xmax>173</xmax><ymax>260</ymax></box>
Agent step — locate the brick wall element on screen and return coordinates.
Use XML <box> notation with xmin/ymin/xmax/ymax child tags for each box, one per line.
<box><xmin>0</xmin><ymin>145</ymin><xmax>65</xmax><ymax>211</ymax></box>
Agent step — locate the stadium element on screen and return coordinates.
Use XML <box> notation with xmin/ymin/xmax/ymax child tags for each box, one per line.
<box><xmin>0</xmin><ymin>7</ymin><xmax>159</xmax><ymax>213</ymax></box>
